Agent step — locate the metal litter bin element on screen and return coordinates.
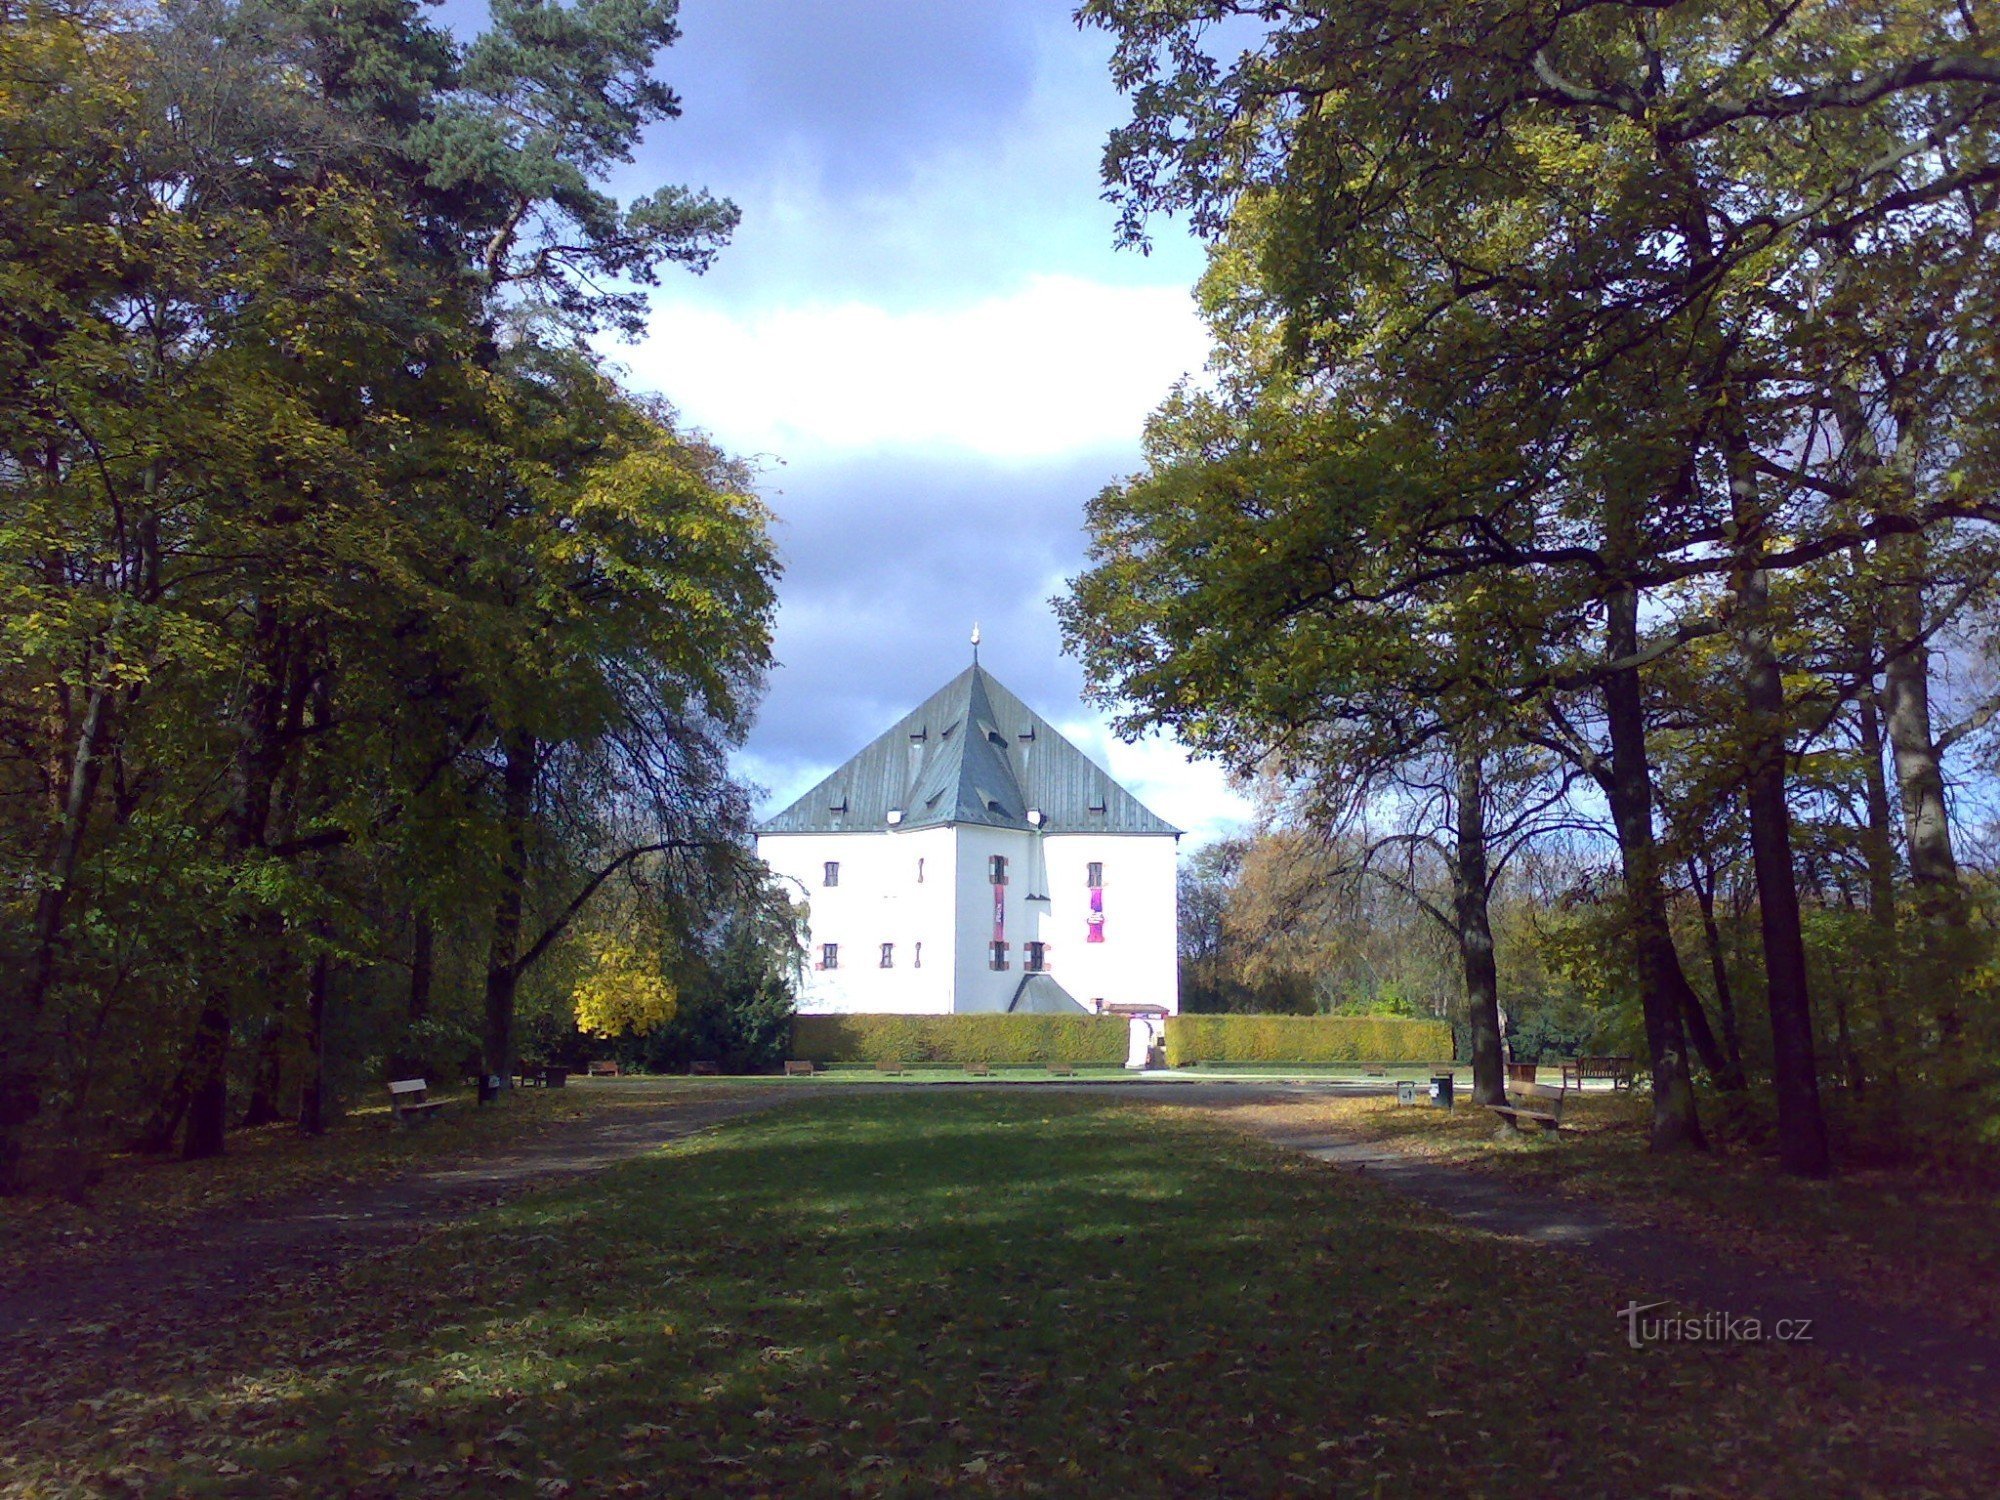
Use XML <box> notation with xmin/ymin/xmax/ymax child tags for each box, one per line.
<box><xmin>1429</xmin><ymin>1073</ymin><xmax>1455</xmax><ymax>1109</ymax></box>
<box><xmin>544</xmin><ymin>1067</ymin><xmax>567</xmax><ymax>1089</ymax></box>
<box><xmin>1396</xmin><ymin>1080</ymin><xmax>1418</xmax><ymax>1106</ymax></box>
<box><xmin>478</xmin><ymin>1073</ymin><xmax>502</xmax><ymax>1105</ymax></box>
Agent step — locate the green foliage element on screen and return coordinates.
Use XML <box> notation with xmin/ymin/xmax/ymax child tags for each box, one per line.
<box><xmin>1164</xmin><ymin>1015</ymin><xmax>1450</xmax><ymax>1066</ymax></box>
<box><xmin>0</xmin><ymin>0</ymin><xmax>775</xmax><ymax>1182</ymax></box>
<box><xmin>790</xmin><ymin>1015</ymin><xmax>1128</xmax><ymax>1068</ymax></box>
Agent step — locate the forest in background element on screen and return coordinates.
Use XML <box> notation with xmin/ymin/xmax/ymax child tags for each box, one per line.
<box><xmin>0</xmin><ymin>0</ymin><xmax>797</xmax><ymax>1191</ymax></box>
<box><xmin>1071</xmin><ymin>0</ymin><xmax>2000</xmax><ymax>1176</ymax></box>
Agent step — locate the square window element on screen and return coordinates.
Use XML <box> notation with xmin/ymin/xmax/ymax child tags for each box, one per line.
<box><xmin>1087</xmin><ymin>861</ymin><xmax>1103</xmax><ymax>888</ymax></box>
<box><xmin>988</xmin><ymin>940</ymin><xmax>1009</xmax><ymax>971</ymax></box>
<box><xmin>821</xmin><ymin>943</ymin><xmax>838</xmax><ymax>970</ymax></box>
<box><xmin>1025</xmin><ymin>941</ymin><xmax>1046</xmax><ymax>972</ymax></box>
<box><xmin>823</xmin><ymin>861</ymin><xmax>840</xmax><ymax>887</ymax></box>
<box><xmin>880</xmin><ymin>942</ymin><xmax>894</xmax><ymax>968</ymax></box>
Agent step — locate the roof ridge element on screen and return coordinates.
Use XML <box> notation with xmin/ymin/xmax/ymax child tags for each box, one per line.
<box><xmin>755</xmin><ymin>662</ymin><xmax>1179</xmax><ymax>837</ymax></box>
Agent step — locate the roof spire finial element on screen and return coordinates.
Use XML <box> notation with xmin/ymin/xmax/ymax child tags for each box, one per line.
<box><xmin>970</xmin><ymin>621</ymin><xmax>981</xmax><ymax>664</ymax></box>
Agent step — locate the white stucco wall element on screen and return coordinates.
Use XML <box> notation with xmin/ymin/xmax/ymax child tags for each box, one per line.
<box><xmin>757</xmin><ymin>827</ymin><xmax>958</xmax><ymax>1014</ymax></box>
<box><xmin>1040</xmin><ymin>833</ymin><xmax>1179</xmax><ymax>1014</ymax></box>
<box><xmin>757</xmin><ymin>824</ymin><xmax>1178</xmax><ymax>1016</ymax></box>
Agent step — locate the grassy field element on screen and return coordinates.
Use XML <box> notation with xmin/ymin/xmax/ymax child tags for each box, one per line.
<box><xmin>1244</xmin><ymin>1091</ymin><xmax>2000</xmax><ymax>1338</ymax></box>
<box><xmin>3</xmin><ymin>1092</ymin><xmax>1991</xmax><ymax>1497</ymax></box>
<box><xmin>0</xmin><ymin>1083</ymin><xmax>680</xmax><ymax>1288</ymax></box>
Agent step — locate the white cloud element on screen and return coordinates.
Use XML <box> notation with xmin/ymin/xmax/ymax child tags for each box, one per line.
<box><xmin>1055</xmin><ymin>718</ymin><xmax>1253</xmax><ymax>849</ymax></box>
<box><xmin>623</xmin><ymin>274</ymin><xmax>1207</xmax><ymax>461</ymax></box>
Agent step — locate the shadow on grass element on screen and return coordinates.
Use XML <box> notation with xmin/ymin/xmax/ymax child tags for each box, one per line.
<box><xmin>4</xmin><ymin>1094</ymin><xmax>1994</xmax><ymax>1498</ymax></box>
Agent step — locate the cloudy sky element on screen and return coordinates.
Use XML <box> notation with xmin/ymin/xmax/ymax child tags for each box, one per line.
<box><xmin>488</xmin><ymin>1</ymin><xmax>1253</xmax><ymax>841</ymax></box>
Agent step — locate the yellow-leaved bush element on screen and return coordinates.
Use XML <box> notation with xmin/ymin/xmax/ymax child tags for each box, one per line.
<box><xmin>1164</xmin><ymin>1015</ymin><xmax>1450</xmax><ymax>1066</ymax></box>
<box><xmin>572</xmin><ymin>939</ymin><xmax>677</xmax><ymax>1037</ymax></box>
<box><xmin>791</xmin><ymin>1014</ymin><xmax>1127</xmax><ymax>1066</ymax></box>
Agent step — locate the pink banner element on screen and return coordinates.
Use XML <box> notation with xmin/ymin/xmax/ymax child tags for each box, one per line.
<box><xmin>1087</xmin><ymin>885</ymin><xmax>1104</xmax><ymax>943</ymax></box>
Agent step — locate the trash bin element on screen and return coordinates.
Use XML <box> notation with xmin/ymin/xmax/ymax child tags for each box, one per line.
<box><xmin>1429</xmin><ymin>1073</ymin><xmax>1455</xmax><ymax>1109</ymax></box>
<box><xmin>544</xmin><ymin>1067</ymin><xmax>567</xmax><ymax>1089</ymax></box>
<box><xmin>478</xmin><ymin>1073</ymin><xmax>502</xmax><ymax>1105</ymax></box>
<box><xmin>1396</xmin><ymin>1080</ymin><xmax>1418</xmax><ymax>1106</ymax></box>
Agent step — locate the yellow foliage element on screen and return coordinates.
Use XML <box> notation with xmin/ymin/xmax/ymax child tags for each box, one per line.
<box><xmin>1165</xmin><ymin>1015</ymin><xmax>1450</xmax><ymax>1066</ymax></box>
<box><xmin>572</xmin><ymin>940</ymin><xmax>676</xmax><ymax>1038</ymax></box>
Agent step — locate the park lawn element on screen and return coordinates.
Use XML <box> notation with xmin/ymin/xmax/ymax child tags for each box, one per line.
<box><xmin>0</xmin><ymin>1082</ymin><xmax>701</xmax><ymax>1290</ymax></box>
<box><xmin>4</xmin><ymin>1094</ymin><xmax>1992</xmax><ymax>1498</ymax></box>
<box><xmin>1236</xmin><ymin>1092</ymin><xmax>2000</xmax><ymax>1338</ymax></box>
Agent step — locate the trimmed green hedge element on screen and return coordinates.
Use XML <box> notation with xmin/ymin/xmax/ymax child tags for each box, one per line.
<box><xmin>1164</xmin><ymin>1015</ymin><xmax>1450</xmax><ymax>1066</ymax></box>
<box><xmin>791</xmin><ymin>1014</ymin><xmax>1127</xmax><ymax>1067</ymax></box>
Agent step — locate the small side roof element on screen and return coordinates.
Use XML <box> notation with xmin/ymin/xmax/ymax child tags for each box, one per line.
<box><xmin>756</xmin><ymin>663</ymin><xmax>1178</xmax><ymax>837</ymax></box>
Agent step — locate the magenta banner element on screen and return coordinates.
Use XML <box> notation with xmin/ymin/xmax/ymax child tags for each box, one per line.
<box><xmin>1087</xmin><ymin>885</ymin><xmax>1104</xmax><ymax>943</ymax></box>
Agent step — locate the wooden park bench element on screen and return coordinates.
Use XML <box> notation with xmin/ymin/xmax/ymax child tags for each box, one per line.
<box><xmin>783</xmin><ymin>1060</ymin><xmax>816</xmax><ymax>1077</ymax></box>
<box><xmin>964</xmin><ymin>1063</ymin><xmax>992</xmax><ymax>1077</ymax></box>
<box><xmin>586</xmin><ymin>1059</ymin><xmax>620</xmax><ymax>1078</ymax></box>
<box><xmin>1046</xmin><ymin>1062</ymin><xmax>1076</xmax><ymax>1078</ymax></box>
<box><xmin>1561</xmin><ymin>1055</ymin><xmax>1635</xmax><ymax>1090</ymax></box>
<box><xmin>386</xmin><ymin>1078</ymin><xmax>445</xmax><ymax>1128</ymax></box>
<box><xmin>690</xmin><ymin>1060</ymin><xmax>721</xmax><ymax>1076</ymax></box>
<box><xmin>1486</xmin><ymin>1079</ymin><xmax>1569</xmax><ymax>1135</ymax></box>
<box><xmin>874</xmin><ymin>1059</ymin><xmax>906</xmax><ymax>1076</ymax></box>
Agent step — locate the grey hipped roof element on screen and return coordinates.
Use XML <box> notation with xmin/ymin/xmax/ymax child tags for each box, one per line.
<box><xmin>1004</xmin><ymin>974</ymin><xmax>1089</xmax><ymax>1015</ymax></box>
<box><xmin>756</xmin><ymin>664</ymin><xmax>1179</xmax><ymax>837</ymax></box>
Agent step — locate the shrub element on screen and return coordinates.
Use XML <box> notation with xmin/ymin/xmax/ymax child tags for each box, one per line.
<box><xmin>1164</xmin><ymin>1015</ymin><xmax>1450</xmax><ymax>1066</ymax></box>
<box><xmin>790</xmin><ymin>1014</ymin><xmax>1127</xmax><ymax>1067</ymax></box>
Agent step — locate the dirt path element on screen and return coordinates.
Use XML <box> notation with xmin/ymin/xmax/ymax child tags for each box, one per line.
<box><xmin>0</xmin><ymin>1090</ymin><xmax>808</xmax><ymax>1346</ymax></box>
<box><xmin>1134</xmin><ymin>1084</ymin><xmax>2000</xmax><ymax>1410</ymax></box>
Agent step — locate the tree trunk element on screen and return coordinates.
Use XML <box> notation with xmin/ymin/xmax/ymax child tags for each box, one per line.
<box><xmin>1724</xmin><ymin>424</ymin><xmax>1830</xmax><ymax>1177</ymax></box>
<box><xmin>238</xmin><ymin>1001</ymin><xmax>288</xmax><ymax>1130</ymax></box>
<box><xmin>182</xmin><ymin>604</ymin><xmax>290</xmax><ymax>1161</ymax></box>
<box><xmin>1600</xmin><ymin>586</ymin><xmax>1711</xmax><ymax>1148</ymax></box>
<box><xmin>409</xmin><ymin>910</ymin><xmax>435</xmax><ymax>1021</ymax></box>
<box><xmin>1881</xmin><ymin>552</ymin><xmax>1967</xmax><ymax>1042</ymax></box>
<box><xmin>181</xmin><ymin>992</ymin><xmax>232</xmax><ymax>1160</ymax></box>
<box><xmin>1453</xmin><ymin>752</ymin><xmax>1505</xmax><ymax>1108</ymax></box>
<box><xmin>1687</xmin><ymin>859</ymin><xmax>1745</xmax><ymax>1082</ymax></box>
<box><xmin>0</xmin><ymin>685</ymin><xmax>116</xmax><ymax>1190</ymax></box>
<box><xmin>482</xmin><ymin>732</ymin><xmax>538</xmax><ymax>1086</ymax></box>
<box><xmin>297</xmin><ymin>945</ymin><xmax>330</xmax><ymax>1136</ymax></box>
<box><xmin>1677</xmin><ymin>982</ymin><xmax>1736</xmax><ymax>1093</ymax></box>
<box><xmin>1855</xmin><ymin>687</ymin><xmax>1901</xmax><ymax>1082</ymax></box>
